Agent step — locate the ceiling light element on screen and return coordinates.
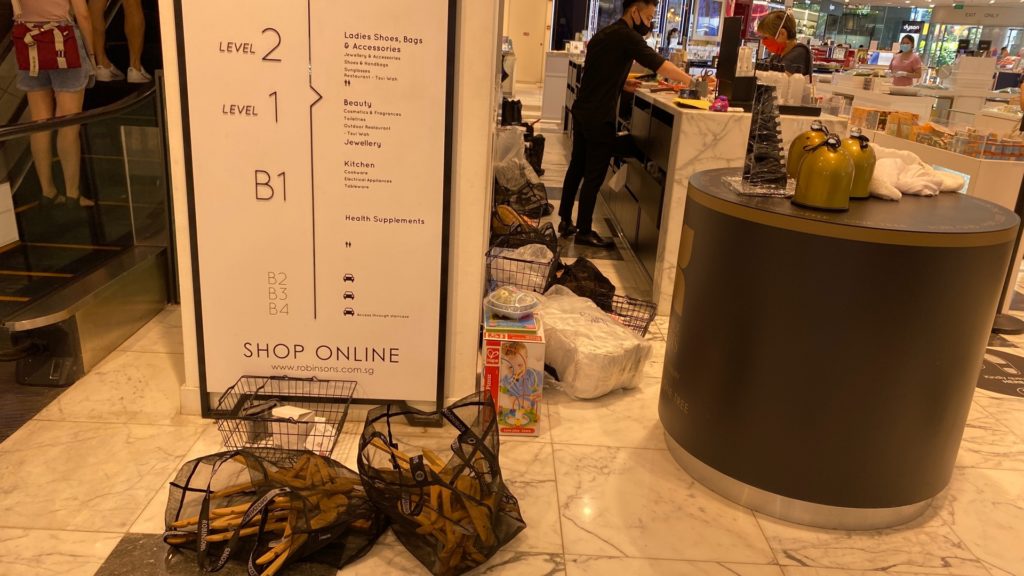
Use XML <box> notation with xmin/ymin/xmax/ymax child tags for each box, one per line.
<box><xmin>989</xmin><ymin>0</ymin><xmax>995</xmax><ymax>3</ymax></box>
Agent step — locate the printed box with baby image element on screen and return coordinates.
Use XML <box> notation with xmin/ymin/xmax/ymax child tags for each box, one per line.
<box><xmin>483</xmin><ymin>314</ymin><xmax>545</xmax><ymax>437</ymax></box>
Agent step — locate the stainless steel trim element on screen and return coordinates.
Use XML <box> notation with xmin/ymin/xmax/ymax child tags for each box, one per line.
<box><xmin>664</xmin><ymin>430</ymin><xmax>933</xmax><ymax>530</ymax></box>
<box><xmin>76</xmin><ymin>251</ymin><xmax>167</xmax><ymax>370</ymax></box>
<box><xmin>4</xmin><ymin>246</ymin><xmax>164</xmax><ymax>331</ymax></box>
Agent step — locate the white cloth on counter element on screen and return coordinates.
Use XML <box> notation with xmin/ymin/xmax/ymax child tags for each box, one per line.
<box><xmin>535</xmin><ymin>285</ymin><xmax>652</xmax><ymax>400</ymax></box>
<box><xmin>869</xmin><ymin>143</ymin><xmax>967</xmax><ymax>201</ymax></box>
<box><xmin>489</xmin><ymin>244</ymin><xmax>554</xmax><ymax>293</ymax></box>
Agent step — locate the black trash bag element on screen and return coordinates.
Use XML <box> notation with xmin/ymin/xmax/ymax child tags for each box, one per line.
<box><xmin>163</xmin><ymin>450</ymin><xmax>388</xmax><ymax>575</ymax></box>
<box><xmin>553</xmin><ymin>257</ymin><xmax>616</xmax><ymax>312</ymax></box>
<box><xmin>358</xmin><ymin>392</ymin><xmax>527</xmax><ymax>576</ymax></box>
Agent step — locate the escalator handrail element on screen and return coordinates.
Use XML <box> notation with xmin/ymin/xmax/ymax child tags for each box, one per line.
<box><xmin>0</xmin><ymin>85</ymin><xmax>156</xmax><ymax>142</ymax></box>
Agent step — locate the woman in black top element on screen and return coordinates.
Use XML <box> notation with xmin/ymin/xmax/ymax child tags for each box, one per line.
<box><xmin>756</xmin><ymin>10</ymin><xmax>812</xmax><ymax>77</ymax></box>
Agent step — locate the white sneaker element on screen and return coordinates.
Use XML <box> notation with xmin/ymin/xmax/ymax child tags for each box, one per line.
<box><xmin>127</xmin><ymin>67</ymin><xmax>152</xmax><ymax>83</ymax></box>
<box><xmin>94</xmin><ymin>64</ymin><xmax>125</xmax><ymax>82</ymax></box>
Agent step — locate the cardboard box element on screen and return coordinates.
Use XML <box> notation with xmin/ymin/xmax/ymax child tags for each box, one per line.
<box><xmin>483</xmin><ymin>315</ymin><xmax>545</xmax><ymax>437</ymax></box>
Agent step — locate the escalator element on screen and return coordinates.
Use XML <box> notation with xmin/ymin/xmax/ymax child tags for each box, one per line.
<box><xmin>0</xmin><ymin>2</ymin><xmax>172</xmax><ymax>395</ymax></box>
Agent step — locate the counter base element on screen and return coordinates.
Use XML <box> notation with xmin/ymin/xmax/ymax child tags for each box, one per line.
<box><xmin>664</xmin><ymin>430</ymin><xmax>933</xmax><ymax>531</ymax></box>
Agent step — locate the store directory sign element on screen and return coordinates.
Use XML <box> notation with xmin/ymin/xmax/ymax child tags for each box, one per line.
<box><xmin>174</xmin><ymin>0</ymin><xmax>456</xmax><ymax>412</ymax></box>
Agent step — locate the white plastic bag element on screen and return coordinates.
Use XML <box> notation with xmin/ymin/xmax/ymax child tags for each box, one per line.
<box><xmin>488</xmin><ymin>244</ymin><xmax>554</xmax><ymax>293</ymax></box>
<box><xmin>535</xmin><ymin>286</ymin><xmax>652</xmax><ymax>399</ymax></box>
<box><xmin>494</xmin><ymin>125</ymin><xmax>527</xmax><ymax>163</ymax></box>
<box><xmin>494</xmin><ymin>157</ymin><xmax>541</xmax><ymax>191</ymax></box>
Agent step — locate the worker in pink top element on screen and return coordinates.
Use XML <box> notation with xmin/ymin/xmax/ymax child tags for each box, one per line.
<box><xmin>890</xmin><ymin>34</ymin><xmax>923</xmax><ymax>87</ymax></box>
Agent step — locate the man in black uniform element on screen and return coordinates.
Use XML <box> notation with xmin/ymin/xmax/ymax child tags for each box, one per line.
<box><xmin>560</xmin><ymin>0</ymin><xmax>692</xmax><ymax>247</ymax></box>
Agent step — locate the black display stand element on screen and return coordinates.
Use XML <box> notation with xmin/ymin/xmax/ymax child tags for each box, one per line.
<box><xmin>661</xmin><ymin>168</ymin><xmax>1019</xmax><ymax>530</ymax></box>
<box><xmin>742</xmin><ymin>84</ymin><xmax>787</xmax><ymax>187</ymax></box>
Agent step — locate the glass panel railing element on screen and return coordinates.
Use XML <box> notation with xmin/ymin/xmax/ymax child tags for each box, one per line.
<box><xmin>0</xmin><ymin>85</ymin><xmax>170</xmax><ymax>320</ymax></box>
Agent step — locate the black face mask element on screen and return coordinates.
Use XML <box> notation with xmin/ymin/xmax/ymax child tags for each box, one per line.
<box><xmin>631</xmin><ymin>12</ymin><xmax>652</xmax><ymax>36</ymax></box>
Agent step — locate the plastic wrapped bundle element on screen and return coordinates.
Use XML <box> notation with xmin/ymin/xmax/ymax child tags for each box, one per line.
<box><xmin>536</xmin><ymin>285</ymin><xmax>653</xmax><ymax>399</ymax></box>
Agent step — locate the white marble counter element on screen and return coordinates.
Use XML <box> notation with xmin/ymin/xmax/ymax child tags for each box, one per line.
<box><xmin>630</xmin><ymin>90</ymin><xmax>847</xmax><ymax>314</ymax></box>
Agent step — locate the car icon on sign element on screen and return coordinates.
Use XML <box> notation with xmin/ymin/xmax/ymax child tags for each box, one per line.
<box><xmin>343</xmin><ymin>273</ymin><xmax>356</xmax><ymax>283</ymax></box>
<box><xmin>343</xmin><ymin>307</ymin><xmax>356</xmax><ymax>317</ymax></box>
<box><xmin>343</xmin><ymin>291</ymin><xmax>355</xmax><ymax>300</ymax></box>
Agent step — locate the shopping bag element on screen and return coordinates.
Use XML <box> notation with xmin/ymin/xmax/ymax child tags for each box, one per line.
<box><xmin>163</xmin><ymin>450</ymin><xmax>387</xmax><ymax>575</ymax></box>
<box><xmin>358</xmin><ymin>392</ymin><xmax>526</xmax><ymax>576</ymax></box>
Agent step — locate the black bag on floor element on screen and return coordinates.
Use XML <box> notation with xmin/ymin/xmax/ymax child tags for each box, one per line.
<box><xmin>163</xmin><ymin>450</ymin><xmax>388</xmax><ymax>575</ymax></box>
<box><xmin>525</xmin><ymin>133</ymin><xmax>546</xmax><ymax>176</ymax></box>
<box><xmin>490</xmin><ymin>219</ymin><xmax>560</xmax><ymax>256</ymax></box>
<box><xmin>357</xmin><ymin>392</ymin><xmax>526</xmax><ymax>576</ymax></box>
<box><xmin>500</xmin><ymin>98</ymin><xmax>522</xmax><ymax>126</ymax></box>
<box><xmin>554</xmin><ymin>257</ymin><xmax>616</xmax><ymax>312</ymax></box>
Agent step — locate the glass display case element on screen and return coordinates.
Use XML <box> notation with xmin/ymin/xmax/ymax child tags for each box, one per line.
<box><xmin>856</xmin><ymin>108</ymin><xmax>1024</xmax><ymax>161</ymax></box>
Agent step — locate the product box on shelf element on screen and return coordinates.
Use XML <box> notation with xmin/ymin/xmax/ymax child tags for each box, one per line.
<box><xmin>884</xmin><ymin>111</ymin><xmax>920</xmax><ymax>139</ymax></box>
<box><xmin>483</xmin><ymin>314</ymin><xmax>545</xmax><ymax>437</ymax></box>
<box><xmin>848</xmin><ymin>106</ymin><xmax>919</xmax><ymax>133</ymax></box>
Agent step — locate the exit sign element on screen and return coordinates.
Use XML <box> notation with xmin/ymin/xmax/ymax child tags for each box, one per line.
<box><xmin>954</xmin><ymin>3</ymin><xmax>964</xmax><ymax>8</ymax></box>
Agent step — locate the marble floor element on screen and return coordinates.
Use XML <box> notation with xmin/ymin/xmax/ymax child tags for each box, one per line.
<box><xmin>0</xmin><ymin>83</ymin><xmax>1022</xmax><ymax>575</ymax></box>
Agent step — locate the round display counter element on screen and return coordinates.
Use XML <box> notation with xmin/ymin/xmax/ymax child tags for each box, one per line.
<box><xmin>660</xmin><ymin>168</ymin><xmax>1020</xmax><ymax>530</ymax></box>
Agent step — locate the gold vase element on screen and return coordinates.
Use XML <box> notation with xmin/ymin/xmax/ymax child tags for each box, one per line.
<box><xmin>792</xmin><ymin>135</ymin><xmax>854</xmax><ymax>211</ymax></box>
<box><xmin>787</xmin><ymin>120</ymin><xmax>829</xmax><ymax>180</ymax></box>
<box><xmin>841</xmin><ymin>128</ymin><xmax>876</xmax><ymax>200</ymax></box>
